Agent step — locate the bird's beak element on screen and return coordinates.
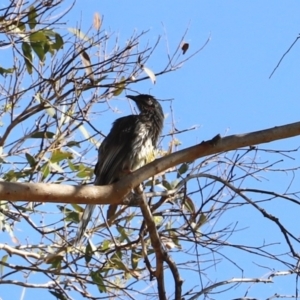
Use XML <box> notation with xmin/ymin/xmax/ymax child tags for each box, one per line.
<box><xmin>126</xmin><ymin>95</ymin><xmax>139</xmax><ymax>102</ymax></box>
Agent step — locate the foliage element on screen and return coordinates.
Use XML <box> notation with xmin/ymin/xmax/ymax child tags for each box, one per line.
<box><xmin>1</xmin><ymin>1</ymin><xmax>300</xmax><ymax>300</ymax></box>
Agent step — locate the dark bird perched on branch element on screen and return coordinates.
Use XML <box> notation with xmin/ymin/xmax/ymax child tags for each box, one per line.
<box><xmin>75</xmin><ymin>94</ymin><xmax>164</xmax><ymax>243</ymax></box>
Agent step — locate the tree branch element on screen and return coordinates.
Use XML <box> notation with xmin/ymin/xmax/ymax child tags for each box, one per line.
<box><xmin>0</xmin><ymin>121</ymin><xmax>299</xmax><ymax>204</ymax></box>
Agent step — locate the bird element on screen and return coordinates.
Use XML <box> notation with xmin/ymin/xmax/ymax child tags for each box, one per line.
<box><xmin>75</xmin><ymin>94</ymin><xmax>164</xmax><ymax>243</ymax></box>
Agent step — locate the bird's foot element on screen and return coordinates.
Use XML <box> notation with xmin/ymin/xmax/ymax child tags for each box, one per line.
<box><xmin>123</xmin><ymin>185</ymin><xmax>144</xmax><ymax>207</ymax></box>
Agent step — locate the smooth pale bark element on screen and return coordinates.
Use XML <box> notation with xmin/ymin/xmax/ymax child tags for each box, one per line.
<box><xmin>0</xmin><ymin>121</ymin><xmax>299</xmax><ymax>205</ymax></box>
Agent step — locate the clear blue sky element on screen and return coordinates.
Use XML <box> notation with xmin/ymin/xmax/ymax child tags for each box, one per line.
<box><xmin>2</xmin><ymin>1</ymin><xmax>300</xmax><ymax>299</ymax></box>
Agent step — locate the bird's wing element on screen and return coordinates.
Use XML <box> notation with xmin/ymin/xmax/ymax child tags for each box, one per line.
<box><xmin>94</xmin><ymin>115</ymin><xmax>150</xmax><ymax>185</ymax></box>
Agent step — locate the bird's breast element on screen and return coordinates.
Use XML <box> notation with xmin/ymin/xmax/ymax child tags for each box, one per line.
<box><xmin>132</xmin><ymin>137</ymin><xmax>154</xmax><ymax>171</ymax></box>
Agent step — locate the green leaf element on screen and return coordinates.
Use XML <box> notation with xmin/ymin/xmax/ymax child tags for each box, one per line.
<box><xmin>43</xmin><ymin>42</ymin><xmax>50</xmax><ymax>55</ymax></box>
<box><xmin>0</xmin><ymin>67</ymin><xmax>14</xmax><ymax>77</ymax></box>
<box><xmin>177</xmin><ymin>163</ymin><xmax>189</xmax><ymax>176</ymax></box>
<box><xmin>28</xmin><ymin>6</ymin><xmax>37</xmax><ymax>29</ymax></box>
<box><xmin>71</xmin><ymin>203</ymin><xmax>84</xmax><ymax>212</ymax></box>
<box><xmin>0</xmin><ymin>255</ymin><xmax>8</xmax><ymax>277</ymax></box>
<box><xmin>3</xmin><ymin>170</ymin><xmax>17</xmax><ymax>182</ymax></box>
<box><xmin>30</xmin><ymin>131</ymin><xmax>55</xmax><ymax>138</ymax></box>
<box><xmin>68</xmin><ymin>28</ymin><xmax>91</xmax><ymax>43</ymax></box>
<box><xmin>32</xmin><ymin>41</ymin><xmax>45</xmax><ymax>61</ymax></box>
<box><xmin>41</xmin><ymin>163</ymin><xmax>50</xmax><ymax>180</ymax></box>
<box><xmin>3</xmin><ymin>170</ymin><xmax>31</xmax><ymax>182</ymax></box>
<box><xmin>196</xmin><ymin>213</ymin><xmax>207</xmax><ymax>229</ymax></box>
<box><xmin>67</xmin><ymin>159</ymin><xmax>76</xmax><ymax>171</ymax></box>
<box><xmin>44</xmin><ymin>105</ymin><xmax>56</xmax><ymax>118</ymax></box>
<box><xmin>162</xmin><ymin>179</ymin><xmax>172</xmax><ymax>190</ymax></box>
<box><xmin>153</xmin><ymin>215</ymin><xmax>163</xmax><ymax>226</ymax></box>
<box><xmin>85</xmin><ymin>241</ymin><xmax>93</xmax><ymax>264</ymax></box>
<box><xmin>131</xmin><ymin>250</ymin><xmax>140</xmax><ymax>270</ymax></box>
<box><xmin>76</xmin><ymin>164</ymin><xmax>94</xmax><ymax>178</ymax></box>
<box><xmin>30</xmin><ymin>32</ymin><xmax>48</xmax><ymax>61</ymax></box>
<box><xmin>183</xmin><ymin>196</ymin><xmax>195</xmax><ymax>213</ymax></box>
<box><xmin>169</xmin><ymin>231</ymin><xmax>182</xmax><ymax>249</ymax></box>
<box><xmin>45</xmin><ymin>254</ymin><xmax>63</xmax><ymax>268</ymax></box>
<box><xmin>49</xmin><ymin>162</ymin><xmax>64</xmax><ymax>173</ymax></box>
<box><xmin>50</xmin><ymin>150</ymin><xmax>73</xmax><ymax>163</ymax></box>
<box><xmin>17</xmin><ymin>21</ymin><xmax>26</xmax><ymax>32</ymax></box>
<box><xmin>22</xmin><ymin>42</ymin><xmax>32</xmax><ymax>74</ymax></box>
<box><xmin>25</xmin><ymin>153</ymin><xmax>36</xmax><ymax>168</ymax></box>
<box><xmin>58</xmin><ymin>206</ymin><xmax>80</xmax><ymax>223</ymax></box>
<box><xmin>113</xmin><ymin>76</ymin><xmax>126</xmax><ymax>96</ymax></box>
<box><xmin>30</xmin><ymin>31</ymin><xmax>48</xmax><ymax>42</ymax></box>
<box><xmin>100</xmin><ymin>240</ymin><xmax>111</xmax><ymax>251</ymax></box>
<box><xmin>90</xmin><ymin>271</ymin><xmax>106</xmax><ymax>293</ymax></box>
<box><xmin>117</xmin><ymin>226</ymin><xmax>131</xmax><ymax>243</ymax></box>
<box><xmin>54</xmin><ymin>33</ymin><xmax>64</xmax><ymax>50</ymax></box>
<box><xmin>66</xmin><ymin>141</ymin><xmax>81</xmax><ymax>148</ymax></box>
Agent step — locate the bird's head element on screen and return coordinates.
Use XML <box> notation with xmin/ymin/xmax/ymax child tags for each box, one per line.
<box><xmin>126</xmin><ymin>94</ymin><xmax>163</xmax><ymax>116</ymax></box>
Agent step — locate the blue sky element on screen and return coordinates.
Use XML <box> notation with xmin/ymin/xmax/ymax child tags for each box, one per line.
<box><xmin>72</xmin><ymin>1</ymin><xmax>300</xmax><ymax>136</ymax></box>
<box><xmin>2</xmin><ymin>1</ymin><xmax>300</xmax><ymax>299</ymax></box>
<box><xmin>71</xmin><ymin>2</ymin><xmax>300</xmax><ymax>299</ymax></box>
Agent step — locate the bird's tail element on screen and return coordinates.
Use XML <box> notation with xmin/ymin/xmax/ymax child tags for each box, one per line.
<box><xmin>75</xmin><ymin>204</ymin><xmax>96</xmax><ymax>244</ymax></box>
<box><xmin>107</xmin><ymin>204</ymin><xmax>118</xmax><ymax>221</ymax></box>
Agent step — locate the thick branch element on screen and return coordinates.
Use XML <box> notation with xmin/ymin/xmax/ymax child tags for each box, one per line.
<box><xmin>0</xmin><ymin>121</ymin><xmax>299</xmax><ymax>204</ymax></box>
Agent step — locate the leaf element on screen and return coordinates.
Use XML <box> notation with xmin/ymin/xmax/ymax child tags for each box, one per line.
<box><xmin>41</xmin><ymin>163</ymin><xmax>50</xmax><ymax>180</ymax></box>
<box><xmin>22</xmin><ymin>42</ymin><xmax>32</xmax><ymax>74</ymax></box>
<box><xmin>183</xmin><ymin>196</ymin><xmax>195</xmax><ymax>213</ymax></box>
<box><xmin>162</xmin><ymin>237</ymin><xmax>177</xmax><ymax>250</ymax></box>
<box><xmin>49</xmin><ymin>162</ymin><xmax>64</xmax><ymax>173</ymax></box>
<box><xmin>44</xmin><ymin>105</ymin><xmax>56</xmax><ymax>118</ymax></box>
<box><xmin>66</xmin><ymin>141</ymin><xmax>81</xmax><ymax>148</ymax></box>
<box><xmin>181</xmin><ymin>42</ymin><xmax>189</xmax><ymax>55</ymax></box>
<box><xmin>90</xmin><ymin>271</ymin><xmax>106</xmax><ymax>293</ymax></box>
<box><xmin>80</xmin><ymin>49</ymin><xmax>94</xmax><ymax>81</ymax></box>
<box><xmin>93</xmin><ymin>12</ymin><xmax>101</xmax><ymax>30</ymax></box>
<box><xmin>71</xmin><ymin>203</ymin><xmax>84</xmax><ymax>212</ymax></box>
<box><xmin>50</xmin><ymin>150</ymin><xmax>73</xmax><ymax>163</ymax></box>
<box><xmin>28</xmin><ymin>6</ymin><xmax>37</xmax><ymax>29</ymax></box>
<box><xmin>31</xmin><ymin>41</ymin><xmax>45</xmax><ymax>61</ymax></box>
<box><xmin>100</xmin><ymin>240</ymin><xmax>111</xmax><ymax>251</ymax></box>
<box><xmin>76</xmin><ymin>165</ymin><xmax>94</xmax><ymax>179</ymax></box>
<box><xmin>44</xmin><ymin>253</ymin><xmax>63</xmax><ymax>266</ymax></box>
<box><xmin>0</xmin><ymin>255</ymin><xmax>8</xmax><ymax>277</ymax></box>
<box><xmin>68</xmin><ymin>28</ymin><xmax>91</xmax><ymax>43</ymax></box>
<box><xmin>25</xmin><ymin>153</ymin><xmax>36</xmax><ymax>168</ymax></box>
<box><xmin>153</xmin><ymin>216</ymin><xmax>163</xmax><ymax>226</ymax></box>
<box><xmin>177</xmin><ymin>163</ymin><xmax>189</xmax><ymax>176</ymax></box>
<box><xmin>43</xmin><ymin>30</ymin><xmax>64</xmax><ymax>51</ymax></box>
<box><xmin>85</xmin><ymin>241</ymin><xmax>93</xmax><ymax>263</ymax></box>
<box><xmin>131</xmin><ymin>250</ymin><xmax>140</xmax><ymax>270</ymax></box>
<box><xmin>30</xmin><ymin>32</ymin><xmax>49</xmax><ymax>61</ymax></box>
<box><xmin>30</xmin><ymin>131</ymin><xmax>55</xmax><ymax>138</ymax></box>
<box><xmin>30</xmin><ymin>31</ymin><xmax>48</xmax><ymax>42</ymax></box>
<box><xmin>67</xmin><ymin>159</ymin><xmax>76</xmax><ymax>171</ymax></box>
<box><xmin>162</xmin><ymin>179</ymin><xmax>172</xmax><ymax>190</ymax></box>
<box><xmin>117</xmin><ymin>226</ymin><xmax>130</xmax><ymax>243</ymax></box>
<box><xmin>53</xmin><ymin>33</ymin><xmax>64</xmax><ymax>50</ymax></box>
<box><xmin>196</xmin><ymin>213</ymin><xmax>207</xmax><ymax>228</ymax></box>
<box><xmin>113</xmin><ymin>76</ymin><xmax>126</xmax><ymax>96</ymax></box>
<box><xmin>58</xmin><ymin>206</ymin><xmax>80</xmax><ymax>223</ymax></box>
<box><xmin>37</xmin><ymin>96</ymin><xmax>56</xmax><ymax>119</ymax></box>
<box><xmin>0</xmin><ymin>67</ymin><xmax>14</xmax><ymax>77</ymax></box>
<box><xmin>142</xmin><ymin>66</ymin><xmax>156</xmax><ymax>84</ymax></box>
